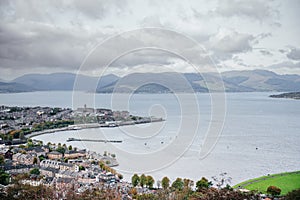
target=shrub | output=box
[267,185,281,196]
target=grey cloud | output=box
[0,20,107,70]
[287,48,300,61]
[208,29,254,53]
[269,61,300,69]
[216,0,278,22]
[260,50,273,56]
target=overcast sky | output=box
[0,0,299,80]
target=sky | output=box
[0,0,300,80]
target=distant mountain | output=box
[4,70,300,93]
[13,73,118,92]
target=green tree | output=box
[33,157,38,164]
[196,177,212,191]
[39,154,46,161]
[132,174,140,187]
[172,178,184,191]
[8,135,13,141]
[162,176,170,190]
[146,175,155,188]
[0,155,4,165]
[30,168,40,175]
[68,145,72,150]
[56,146,65,154]
[19,132,25,140]
[267,185,281,196]
[140,174,147,187]
[0,169,9,185]
[79,166,85,171]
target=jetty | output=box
[67,138,122,143]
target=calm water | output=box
[0,91,299,184]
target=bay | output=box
[0,91,299,185]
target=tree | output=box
[183,178,194,189]
[285,188,300,200]
[33,157,38,164]
[131,174,140,187]
[68,145,72,150]
[30,168,40,175]
[19,132,25,140]
[56,146,65,154]
[196,177,212,191]
[172,178,184,191]
[162,176,170,190]
[0,169,9,185]
[0,155,4,165]
[267,185,281,196]
[117,173,123,180]
[140,174,147,187]
[38,155,45,162]
[146,175,155,188]
[8,135,13,141]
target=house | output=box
[98,172,116,183]
[64,150,86,159]
[47,151,63,160]
[40,167,59,177]
[56,170,78,179]
[58,162,74,171]
[12,153,35,165]
[40,159,76,171]
[40,159,60,169]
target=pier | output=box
[67,138,122,143]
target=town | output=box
[0,105,163,145]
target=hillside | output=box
[3,70,300,93]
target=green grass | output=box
[234,171,300,195]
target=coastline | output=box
[26,118,164,139]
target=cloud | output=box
[287,47,300,61]
[260,49,273,56]
[269,61,300,69]
[206,28,254,62]
[215,0,278,22]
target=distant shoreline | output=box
[269,92,300,100]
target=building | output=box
[40,167,59,177]
[12,153,35,165]
[64,149,86,159]
[47,151,63,160]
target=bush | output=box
[267,185,281,196]
[285,188,300,200]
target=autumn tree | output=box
[162,176,170,190]
[267,185,281,196]
[146,175,155,188]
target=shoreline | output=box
[26,118,164,139]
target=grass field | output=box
[234,171,300,195]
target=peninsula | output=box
[0,105,164,144]
[269,92,300,100]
